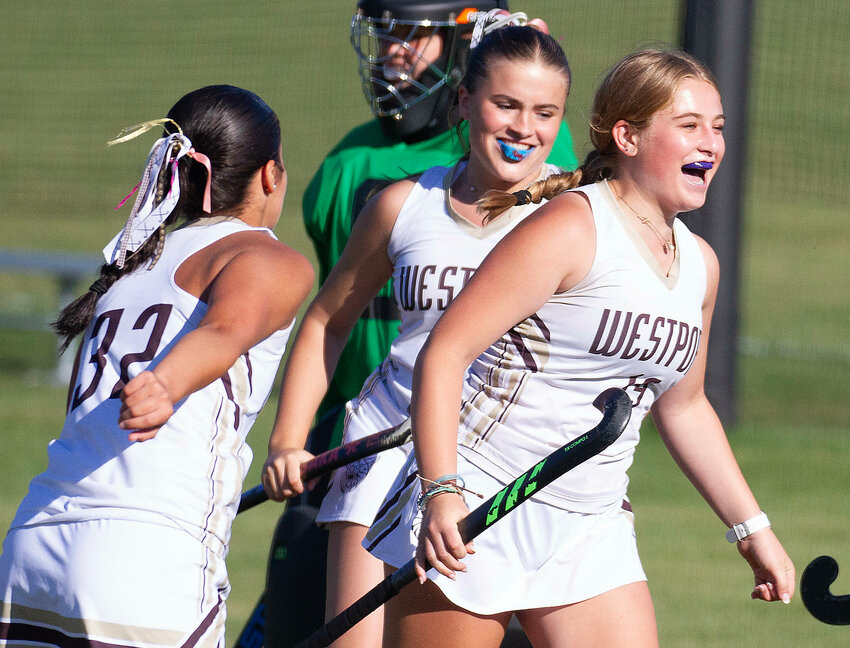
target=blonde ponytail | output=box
[479,169,584,222]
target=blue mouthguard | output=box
[683,161,713,170]
[499,140,535,162]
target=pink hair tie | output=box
[188,149,212,213]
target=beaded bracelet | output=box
[416,473,484,513]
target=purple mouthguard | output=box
[683,161,713,170]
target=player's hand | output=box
[737,528,796,603]
[118,370,174,441]
[415,493,473,584]
[262,447,316,501]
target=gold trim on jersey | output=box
[0,599,185,646]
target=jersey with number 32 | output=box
[11,219,293,559]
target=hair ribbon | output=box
[187,149,212,214]
[103,118,212,268]
[468,9,528,49]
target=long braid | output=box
[478,170,578,221]
[52,152,175,353]
[478,143,623,223]
[52,235,162,353]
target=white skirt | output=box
[364,452,646,615]
[316,390,410,528]
[0,517,228,647]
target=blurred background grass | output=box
[0,1,847,646]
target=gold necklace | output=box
[612,182,677,277]
[613,184,676,254]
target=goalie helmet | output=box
[352,0,508,141]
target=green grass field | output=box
[1,1,848,646]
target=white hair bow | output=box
[103,119,212,268]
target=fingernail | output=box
[782,593,790,604]
[418,575,426,585]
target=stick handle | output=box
[458,388,630,539]
[300,562,417,648]
[237,419,412,515]
[237,484,269,513]
[293,388,632,648]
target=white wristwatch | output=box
[726,511,771,543]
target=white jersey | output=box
[345,162,562,432]
[317,162,560,526]
[457,179,707,513]
[10,218,294,557]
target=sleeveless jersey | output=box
[344,162,562,431]
[10,218,294,558]
[457,179,707,513]
[303,119,578,445]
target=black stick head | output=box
[801,555,850,625]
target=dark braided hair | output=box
[53,85,282,353]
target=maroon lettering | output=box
[626,375,662,407]
[72,309,123,411]
[664,321,691,367]
[398,264,478,312]
[589,309,617,355]
[398,265,418,311]
[640,316,664,361]
[71,304,176,412]
[589,309,701,375]
[590,309,633,357]
[437,267,458,309]
[654,318,679,364]
[677,327,702,372]
[622,312,650,360]
[417,265,436,310]
[110,304,173,397]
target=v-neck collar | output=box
[599,179,680,289]
[443,161,549,240]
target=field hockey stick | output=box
[237,418,413,514]
[801,555,850,625]
[293,387,632,648]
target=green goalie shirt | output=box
[303,119,579,448]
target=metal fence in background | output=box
[0,1,847,422]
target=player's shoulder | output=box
[368,174,421,217]
[210,227,310,270]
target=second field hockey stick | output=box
[237,418,413,514]
[801,555,850,625]
[293,387,632,648]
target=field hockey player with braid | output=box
[263,22,572,648]
[366,49,795,648]
[301,0,579,449]
[0,85,313,647]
